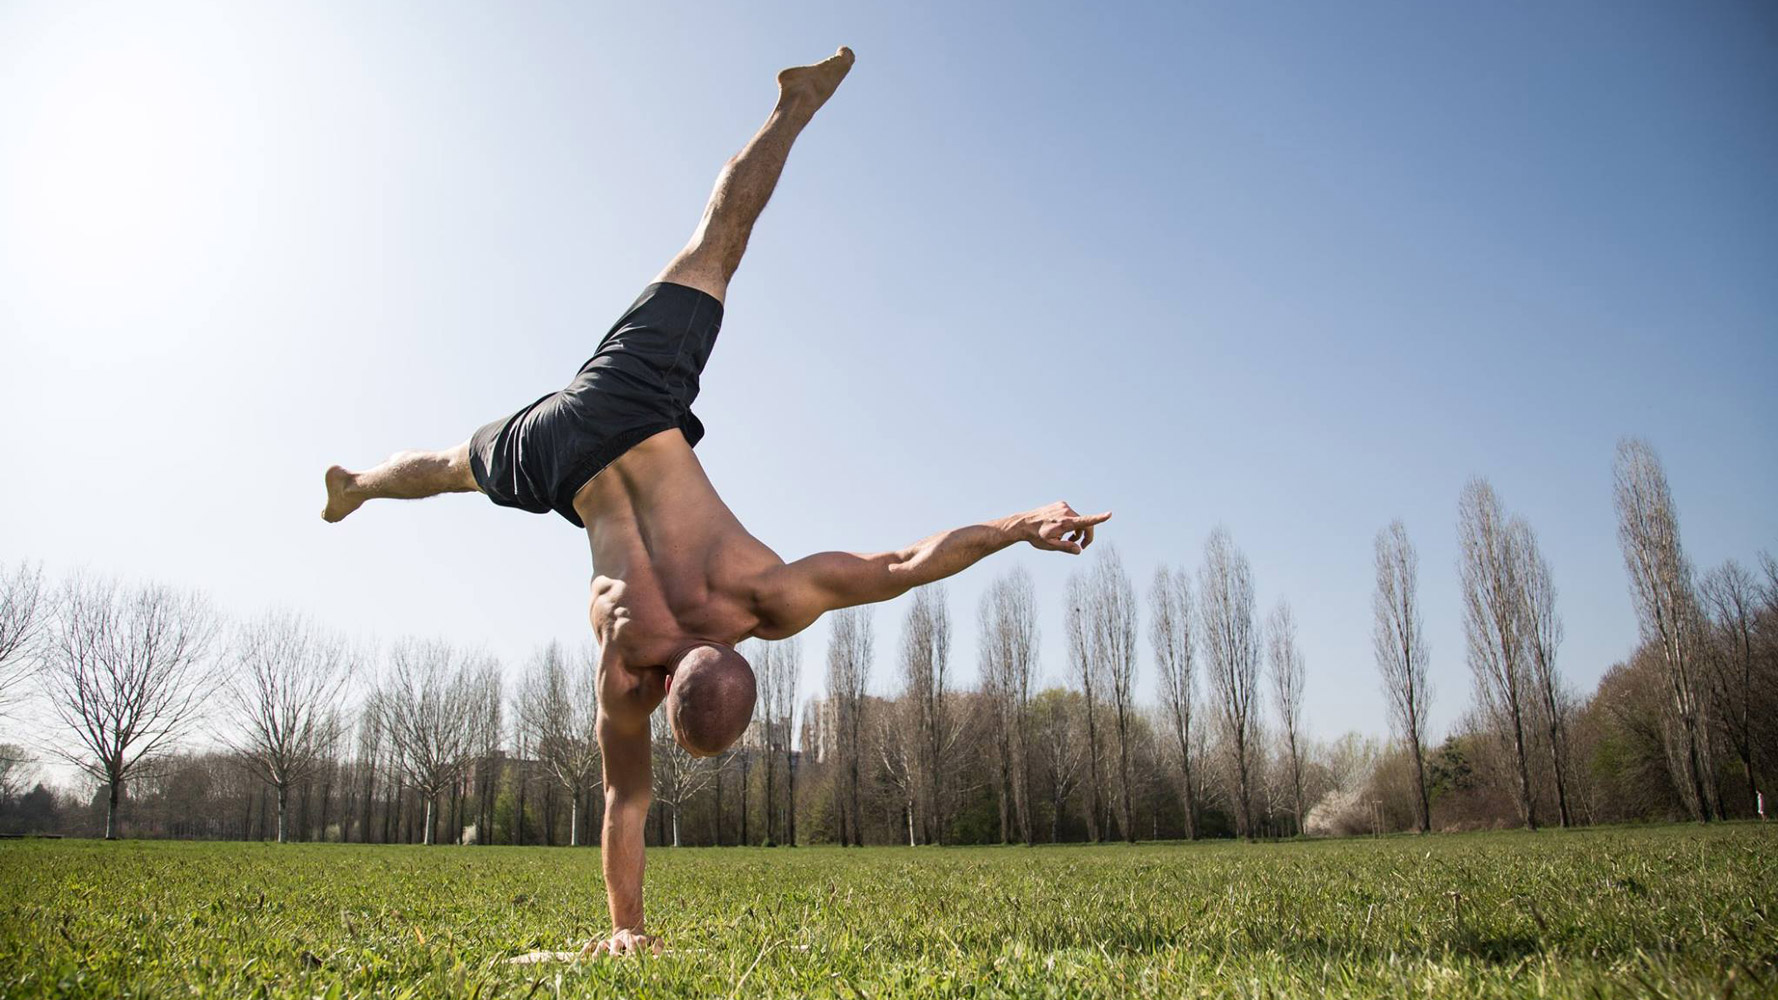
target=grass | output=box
[0,824,1773,999]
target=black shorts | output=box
[469,282,724,527]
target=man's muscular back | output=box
[576,428,786,669]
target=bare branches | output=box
[900,585,953,844]
[1515,520,1572,827]
[1613,437,1713,821]
[0,561,47,719]
[377,638,485,844]
[1266,600,1306,834]
[42,576,218,838]
[517,641,600,845]
[1199,527,1260,840]
[979,567,1039,843]
[1149,563,1197,839]
[1373,520,1431,833]
[225,611,354,842]
[1459,478,1538,829]
[1086,547,1139,843]
[823,608,872,846]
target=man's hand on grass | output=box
[581,928,663,958]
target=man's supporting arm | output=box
[589,710,659,956]
[760,502,1110,634]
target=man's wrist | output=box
[991,514,1034,545]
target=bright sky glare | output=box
[2,2,1774,755]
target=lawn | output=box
[0,824,1772,998]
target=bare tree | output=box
[1699,559,1763,813]
[650,712,716,847]
[1088,547,1139,843]
[1515,520,1572,828]
[752,637,802,845]
[517,642,601,846]
[1613,438,1713,821]
[1198,528,1260,839]
[0,561,48,720]
[900,585,953,844]
[1373,520,1432,834]
[225,612,353,843]
[1266,601,1307,834]
[823,608,873,846]
[1459,479,1538,830]
[43,577,218,838]
[1149,564,1198,839]
[468,661,503,843]
[378,638,481,845]
[1029,688,1087,842]
[979,567,1039,844]
[1065,571,1105,842]
[876,694,919,846]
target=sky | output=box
[2,1,1774,767]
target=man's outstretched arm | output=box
[758,502,1110,634]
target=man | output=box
[321,47,1109,957]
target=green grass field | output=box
[1,825,1773,999]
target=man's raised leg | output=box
[322,443,478,522]
[656,47,854,303]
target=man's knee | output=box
[654,255,730,304]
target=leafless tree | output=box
[1065,571,1106,841]
[224,612,353,843]
[1029,688,1087,842]
[517,641,601,846]
[651,711,716,847]
[979,567,1039,844]
[900,586,954,844]
[876,694,919,846]
[1373,520,1432,833]
[752,637,802,845]
[1266,601,1307,834]
[0,561,48,720]
[468,661,503,843]
[1699,559,1764,812]
[1459,479,1538,829]
[43,577,218,838]
[378,638,482,844]
[352,698,384,842]
[1149,564,1199,839]
[1087,547,1139,843]
[823,607,873,846]
[1515,520,1573,828]
[1198,528,1260,839]
[1613,438,1713,821]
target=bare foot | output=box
[321,465,363,523]
[776,46,854,114]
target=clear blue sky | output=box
[2,2,1773,749]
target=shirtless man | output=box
[321,47,1109,957]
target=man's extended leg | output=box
[321,443,477,522]
[656,47,854,303]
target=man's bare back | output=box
[321,47,1110,960]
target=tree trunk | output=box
[423,796,436,846]
[105,776,121,840]
[1410,732,1431,834]
[276,784,289,844]
[787,749,798,847]
[569,792,581,847]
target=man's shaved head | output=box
[665,644,756,757]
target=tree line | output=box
[0,437,1772,844]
